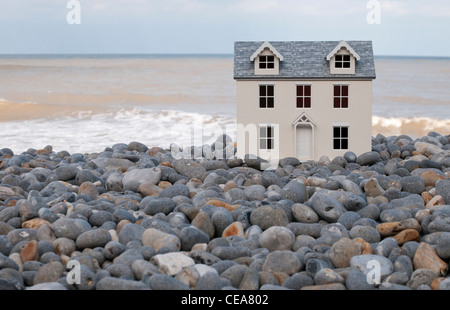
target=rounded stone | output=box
[52,218,92,241]
[33,261,65,285]
[292,204,319,223]
[311,193,347,223]
[262,250,302,276]
[349,225,381,243]
[142,197,176,216]
[328,238,362,268]
[259,226,295,252]
[349,254,394,281]
[118,223,145,245]
[250,206,289,230]
[76,229,112,250]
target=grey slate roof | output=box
[234,41,376,80]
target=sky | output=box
[0,0,449,56]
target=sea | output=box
[0,54,449,155]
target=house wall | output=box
[236,79,373,162]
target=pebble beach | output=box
[1,132,450,291]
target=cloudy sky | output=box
[0,0,449,56]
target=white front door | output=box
[296,126,312,160]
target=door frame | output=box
[292,113,315,160]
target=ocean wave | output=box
[0,108,236,154]
[372,116,450,138]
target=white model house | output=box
[234,40,376,163]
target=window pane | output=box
[343,55,351,61]
[297,85,303,97]
[267,63,274,69]
[260,85,266,96]
[336,55,343,61]
[259,63,266,69]
[304,97,311,108]
[267,126,272,138]
[334,139,341,150]
[260,56,267,62]
[267,98,274,108]
[260,98,266,108]
[334,85,341,97]
[335,62,343,68]
[333,127,341,138]
[260,139,267,150]
[341,139,349,150]
[305,85,311,97]
[260,127,266,138]
[342,86,349,97]
[296,97,303,108]
[334,98,341,108]
[341,127,349,138]
[268,139,274,150]
[343,62,350,68]
[267,86,274,97]
[342,98,348,108]
[268,56,275,62]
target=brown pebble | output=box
[158,181,172,189]
[159,161,173,168]
[426,195,446,208]
[22,218,51,229]
[413,242,449,276]
[207,199,240,212]
[116,219,131,235]
[392,229,420,245]
[376,218,420,237]
[353,238,373,255]
[431,277,446,290]
[20,240,39,262]
[222,222,244,238]
[223,181,237,192]
[138,182,162,197]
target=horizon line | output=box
[0,53,449,60]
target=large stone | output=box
[356,151,381,166]
[52,218,92,241]
[142,228,181,252]
[329,238,362,268]
[262,250,301,276]
[311,193,347,223]
[173,159,207,180]
[151,252,195,276]
[350,254,394,281]
[250,205,289,230]
[413,242,449,276]
[259,226,295,252]
[122,167,161,192]
[282,179,308,203]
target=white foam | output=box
[0,108,236,154]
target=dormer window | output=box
[335,55,351,69]
[259,56,275,69]
[251,41,283,76]
[327,40,360,75]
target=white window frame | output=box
[259,83,275,109]
[332,124,349,150]
[333,83,350,109]
[259,124,276,150]
[295,83,312,109]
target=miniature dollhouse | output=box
[234,40,376,162]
